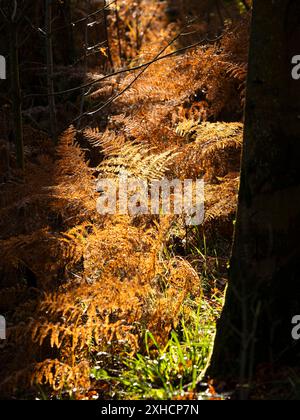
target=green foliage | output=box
[91,296,222,400]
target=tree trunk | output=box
[103,0,114,69]
[9,21,24,171]
[45,0,57,143]
[208,0,300,388]
[63,0,75,65]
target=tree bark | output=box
[63,0,75,65]
[103,0,114,69]
[9,21,24,171]
[45,0,57,143]
[208,0,300,387]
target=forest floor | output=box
[1,1,296,401]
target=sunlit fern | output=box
[85,128,180,181]
[98,143,179,180]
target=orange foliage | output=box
[0,4,249,398]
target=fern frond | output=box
[97,142,179,180]
[172,121,243,181]
[83,127,126,156]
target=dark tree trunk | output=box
[45,0,57,143]
[208,0,300,388]
[9,21,24,171]
[62,0,75,65]
[103,0,114,69]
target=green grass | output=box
[91,295,222,400]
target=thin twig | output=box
[72,23,196,124]
[28,34,220,99]
[49,0,117,35]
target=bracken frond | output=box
[0,6,248,399]
[97,141,180,181]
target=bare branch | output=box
[27,34,220,99]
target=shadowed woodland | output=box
[1,0,300,401]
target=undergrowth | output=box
[91,294,223,400]
[0,1,249,399]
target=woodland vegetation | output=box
[0,0,299,401]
